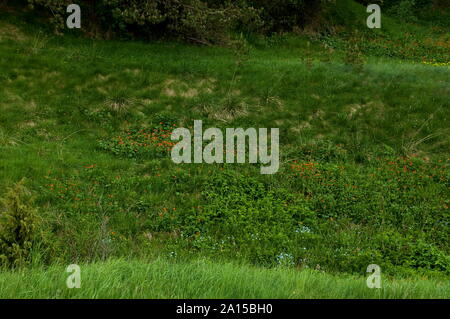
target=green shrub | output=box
[179,171,316,265]
[0,180,38,268]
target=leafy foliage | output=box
[180,171,315,265]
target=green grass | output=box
[0,4,449,298]
[0,258,448,299]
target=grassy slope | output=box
[0,258,449,299]
[0,5,449,298]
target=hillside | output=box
[0,1,449,298]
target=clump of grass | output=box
[104,97,128,113]
[202,96,249,123]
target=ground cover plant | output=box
[0,0,448,298]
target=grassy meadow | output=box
[0,3,449,298]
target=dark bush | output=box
[26,0,263,44]
[17,0,450,42]
[23,0,369,42]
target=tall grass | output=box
[0,258,448,299]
